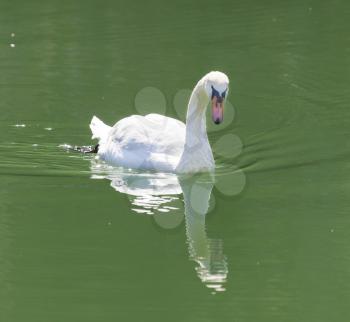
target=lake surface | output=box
[1,0,350,321]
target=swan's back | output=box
[92,114,186,172]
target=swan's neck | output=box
[185,91,208,146]
[176,84,214,173]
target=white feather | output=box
[90,115,111,143]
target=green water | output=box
[1,0,350,321]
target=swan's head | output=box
[202,71,229,125]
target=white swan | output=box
[90,71,229,173]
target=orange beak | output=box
[211,96,224,124]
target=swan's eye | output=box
[222,90,227,98]
[211,85,220,99]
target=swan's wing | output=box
[110,114,185,155]
[99,114,185,171]
[144,113,185,131]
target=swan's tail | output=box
[90,115,111,143]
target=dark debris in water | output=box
[61,144,99,154]
[73,144,99,154]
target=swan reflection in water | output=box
[91,160,228,293]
